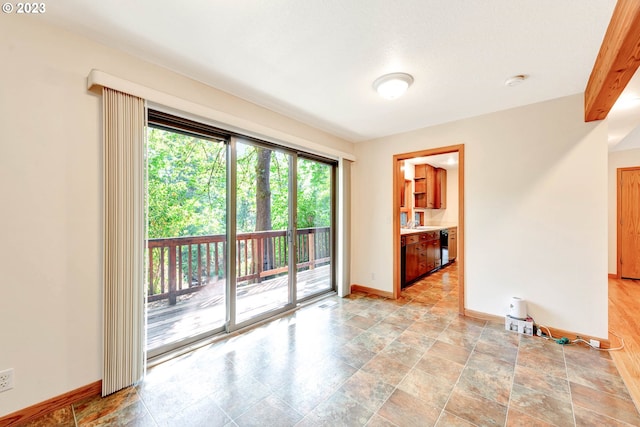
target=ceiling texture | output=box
[42,1,640,147]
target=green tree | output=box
[147,128,226,239]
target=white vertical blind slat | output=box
[103,87,146,396]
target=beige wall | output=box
[0,18,353,416]
[352,94,609,338]
[608,148,640,275]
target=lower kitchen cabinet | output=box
[429,237,441,269]
[405,240,420,283]
[448,227,457,261]
[403,230,441,287]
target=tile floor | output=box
[20,266,640,426]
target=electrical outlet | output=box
[0,369,14,393]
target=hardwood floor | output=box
[609,276,640,409]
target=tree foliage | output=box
[297,158,331,228]
[147,129,332,239]
[147,128,226,239]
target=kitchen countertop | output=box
[400,224,457,235]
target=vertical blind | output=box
[102,87,146,396]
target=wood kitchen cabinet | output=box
[429,235,441,269]
[426,165,436,208]
[448,227,457,261]
[400,180,411,209]
[403,231,440,286]
[405,234,421,283]
[418,235,429,275]
[435,168,446,209]
[414,163,446,210]
[413,164,427,208]
[423,231,440,271]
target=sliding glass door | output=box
[145,111,336,357]
[146,121,228,358]
[296,157,334,300]
[233,140,294,325]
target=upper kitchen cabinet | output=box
[414,163,446,209]
[398,161,412,227]
[435,167,446,209]
[414,163,431,208]
[399,161,411,210]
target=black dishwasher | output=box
[440,229,449,265]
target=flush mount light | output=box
[373,73,414,99]
[504,74,528,87]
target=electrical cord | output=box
[537,324,554,340]
[532,316,625,351]
[572,331,625,351]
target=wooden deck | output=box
[146,264,331,352]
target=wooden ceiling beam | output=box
[585,0,640,122]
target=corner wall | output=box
[608,148,640,275]
[351,94,608,338]
[0,18,353,416]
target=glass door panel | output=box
[146,125,227,357]
[235,141,292,323]
[296,158,333,300]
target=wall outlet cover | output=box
[0,369,14,393]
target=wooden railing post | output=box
[308,232,315,270]
[160,248,165,294]
[168,245,177,305]
[257,237,263,283]
[148,249,154,296]
[206,244,211,285]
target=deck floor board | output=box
[146,265,331,352]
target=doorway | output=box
[617,167,640,279]
[393,144,464,313]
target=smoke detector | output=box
[505,75,528,87]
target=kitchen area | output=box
[399,153,458,288]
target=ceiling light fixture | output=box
[504,74,528,87]
[373,73,414,100]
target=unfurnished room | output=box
[2,1,640,426]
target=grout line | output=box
[563,345,578,427]
[437,317,482,427]
[135,387,160,427]
[503,332,522,427]
[356,280,448,425]
[71,404,78,427]
[403,276,475,426]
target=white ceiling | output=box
[607,69,640,152]
[406,153,458,171]
[40,1,623,143]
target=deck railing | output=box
[147,227,330,305]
